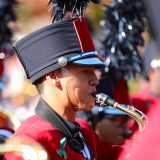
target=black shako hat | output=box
[14,17,104,83]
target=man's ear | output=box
[46,72,61,88]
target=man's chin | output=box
[81,104,94,112]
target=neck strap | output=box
[35,98,79,139]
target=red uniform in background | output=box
[118,41,160,160]
[118,101,160,160]
[130,85,160,115]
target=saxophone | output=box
[94,93,148,131]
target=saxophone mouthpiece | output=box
[95,93,115,106]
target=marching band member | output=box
[4,0,123,159]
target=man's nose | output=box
[89,72,99,86]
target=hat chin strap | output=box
[60,66,69,77]
[60,66,72,108]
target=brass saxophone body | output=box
[95,93,148,131]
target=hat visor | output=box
[0,81,5,90]
[72,57,105,68]
[0,128,14,138]
[104,106,126,115]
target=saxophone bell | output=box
[94,93,148,131]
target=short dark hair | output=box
[34,69,61,93]
[34,77,45,94]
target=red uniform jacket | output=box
[4,115,122,160]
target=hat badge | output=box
[58,57,68,66]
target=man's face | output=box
[63,65,99,111]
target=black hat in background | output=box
[14,17,104,83]
[0,128,14,144]
[77,105,127,129]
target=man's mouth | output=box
[90,92,97,99]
